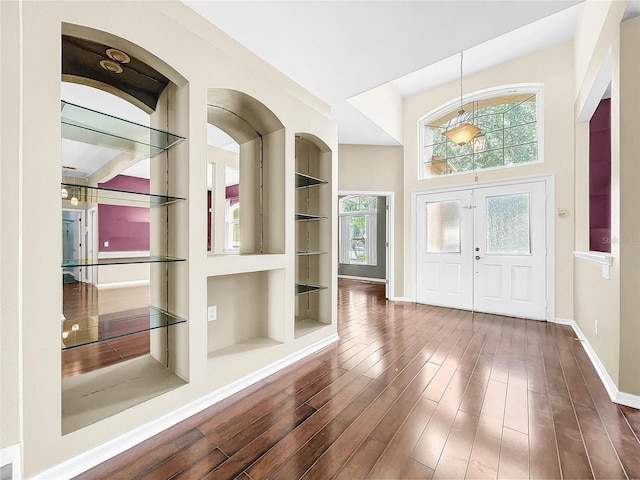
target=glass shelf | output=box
[62,255,186,268]
[61,101,185,158]
[61,306,186,350]
[61,183,185,207]
[295,172,328,189]
[295,283,328,296]
[295,213,327,221]
[296,251,327,256]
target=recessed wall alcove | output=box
[206,88,286,256]
[60,23,189,434]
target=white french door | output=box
[416,190,474,310]
[416,180,547,320]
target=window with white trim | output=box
[339,195,377,266]
[420,86,543,178]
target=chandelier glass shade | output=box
[443,111,481,145]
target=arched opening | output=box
[295,133,333,336]
[59,25,189,433]
[206,88,285,255]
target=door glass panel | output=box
[486,193,531,254]
[426,200,460,253]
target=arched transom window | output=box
[419,86,543,178]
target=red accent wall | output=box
[98,175,150,252]
[589,98,611,252]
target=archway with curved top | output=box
[206,88,285,255]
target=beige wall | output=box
[618,16,640,394]
[572,0,635,396]
[1,1,337,475]
[338,144,404,297]
[0,0,21,450]
[402,41,576,319]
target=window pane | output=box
[426,201,460,253]
[349,215,367,263]
[448,155,473,173]
[504,123,537,148]
[508,143,538,165]
[486,193,530,254]
[474,149,504,170]
[420,91,540,178]
[504,99,536,126]
[340,195,377,213]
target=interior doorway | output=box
[338,190,395,300]
[62,209,84,283]
[415,179,549,320]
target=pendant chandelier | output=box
[443,51,481,146]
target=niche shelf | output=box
[207,269,286,362]
[294,135,332,338]
[61,101,185,158]
[62,306,186,350]
[61,182,185,207]
[62,255,185,268]
[295,172,328,189]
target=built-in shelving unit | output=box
[294,135,332,338]
[60,100,187,432]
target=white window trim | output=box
[417,83,545,180]
[224,200,239,254]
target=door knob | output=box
[475,255,481,260]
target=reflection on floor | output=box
[62,282,150,379]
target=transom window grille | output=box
[339,195,378,266]
[420,87,542,178]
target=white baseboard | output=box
[30,334,339,480]
[1,444,22,480]
[553,317,640,409]
[96,280,150,290]
[337,275,386,284]
[390,296,414,302]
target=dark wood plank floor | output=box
[74,279,640,479]
[62,282,150,378]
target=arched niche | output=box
[59,24,190,433]
[294,133,333,333]
[62,23,187,113]
[207,88,285,255]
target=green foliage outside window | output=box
[423,93,539,176]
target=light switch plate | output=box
[207,305,217,322]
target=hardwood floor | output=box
[62,282,150,379]
[74,279,640,479]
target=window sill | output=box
[573,251,613,266]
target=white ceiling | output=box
[183,0,584,145]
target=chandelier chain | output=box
[459,51,464,112]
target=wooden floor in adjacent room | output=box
[75,279,640,480]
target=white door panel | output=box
[416,181,547,320]
[416,190,473,310]
[473,182,546,320]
